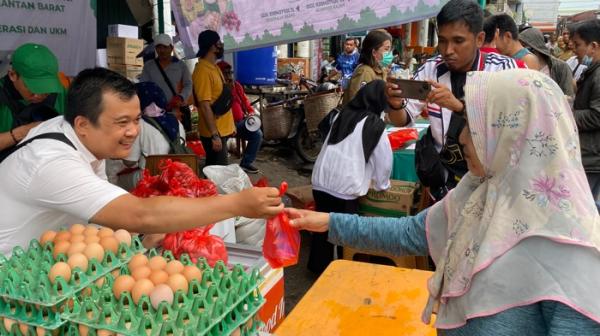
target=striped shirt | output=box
[407,51,518,150]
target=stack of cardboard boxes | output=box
[106,24,143,81]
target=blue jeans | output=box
[235,120,262,167]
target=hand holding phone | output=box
[386,78,432,100]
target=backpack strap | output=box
[0,132,76,163]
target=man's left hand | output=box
[427,82,464,112]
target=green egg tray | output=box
[61,250,265,336]
[0,236,145,329]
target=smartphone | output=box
[387,78,431,100]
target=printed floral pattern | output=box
[526,131,558,157]
[491,110,520,129]
[522,174,571,209]
[512,219,529,236]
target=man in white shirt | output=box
[386,0,517,199]
[0,67,282,255]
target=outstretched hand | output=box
[284,208,330,232]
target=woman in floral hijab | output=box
[286,69,600,335]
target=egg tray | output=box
[0,317,70,336]
[61,250,265,336]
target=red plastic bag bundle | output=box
[262,182,301,268]
[163,226,228,267]
[388,128,419,150]
[130,160,227,266]
[187,140,206,158]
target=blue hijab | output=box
[134,82,180,141]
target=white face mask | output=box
[143,102,165,117]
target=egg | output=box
[53,241,71,258]
[99,236,119,254]
[149,284,174,309]
[84,235,100,244]
[39,230,57,245]
[131,266,151,281]
[67,253,88,272]
[83,226,98,236]
[164,260,184,275]
[69,223,86,235]
[36,326,59,336]
[54,230,71,242]
[166,274,188,294]
[49,262,71,284]
[113,275,136,299]
[149,270,169,285]
[70,234,86,243]
[230,328,241,336]
[83,243,105,262]
[148,256,167,271]
[98,227,114,238]
[95,277,106,287]
[128,254,148,271]
[67,242,87,256]
[96,330,116,336]
[182,265,203,283]
[3,318,15,332]
[111,269,121,277]
[19,322,29,335]
[77,324,89,336]
[113,229,132,246]
[131,279,154,304]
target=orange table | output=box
[275,260,436,335]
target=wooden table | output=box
[275,260,436,336]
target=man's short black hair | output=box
[65,68,137,126]
[344,37,356,43]
[437,0,484,34]
[574,19,600,45]
[491,14,519,40]
[483,16,496,44]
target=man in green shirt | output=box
[0,43,66,158]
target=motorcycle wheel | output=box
[295,123,323,163]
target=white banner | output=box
[0,0,97,76]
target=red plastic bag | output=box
[388,128,419,150]
[253,177,269,188]
[262,182,301,268]
[163,226,228,267]
[187,140,206,158]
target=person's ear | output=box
[7,69,18,82]
[475,31,485,48]
[73,115,93,136]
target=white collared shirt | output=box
[0,116,127,255]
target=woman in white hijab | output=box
[286,69,600,335]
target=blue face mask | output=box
[582,55,593,66]
[379,51,394,68]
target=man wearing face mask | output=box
[566,24,590,82]
[0,43,66,160]
[385,0,518,200]
[571,19,600,201]
[192,30,234,166]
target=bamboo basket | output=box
[304,91,342,132]
[261,104,293,140]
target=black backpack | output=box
[142,116,193,155]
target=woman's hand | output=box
[284,208,330,232]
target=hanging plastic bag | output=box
[262,182,301,268]
[388,128,419,150]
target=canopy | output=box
[171,0,448,56]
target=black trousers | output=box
[200,136,229,166]
[308,190,359,274]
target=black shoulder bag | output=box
[192,67,232,117]
[0,133,75,163]
[154,59,192,132]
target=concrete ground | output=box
[238,143,321,315]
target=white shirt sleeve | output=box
[28,155,128,222]
[369,132,393,191]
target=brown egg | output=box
[77,324,89,336]
[67,253,88,272]
[18,322,29,335]
[131,279,154,304]
[70,234,86,243]
[54,230,71,242]
[231,328,241,336]
[67,242,87,256]
[128,254,148,271]
[36,326,59,336]
[111,269,121,277]
[131,266,151,281]
[113,275,136,299]
[49,262,71,284]
[148,256,167,271]
[69,223,86,235]
[96,330,115,336]
[99,236,119,254]
[3,318,15,333]
[149,284,174,309]
[84,235,100,244]
[182,265,203,283]
[53,241,71,258]
[98,227,114,238]
[149,270,169,285]
[83,243,105,262]
[164,260,184,275]
[166,274,188,294]
[95,276,106,287]
[83,226,98,236]
[113,229,132,246]
[40,230,57,245]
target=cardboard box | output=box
[277,57,310,82]
[106,37,144,66]
[108,24,139,39]
[358,180,417,217]
[107,63,143,80]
